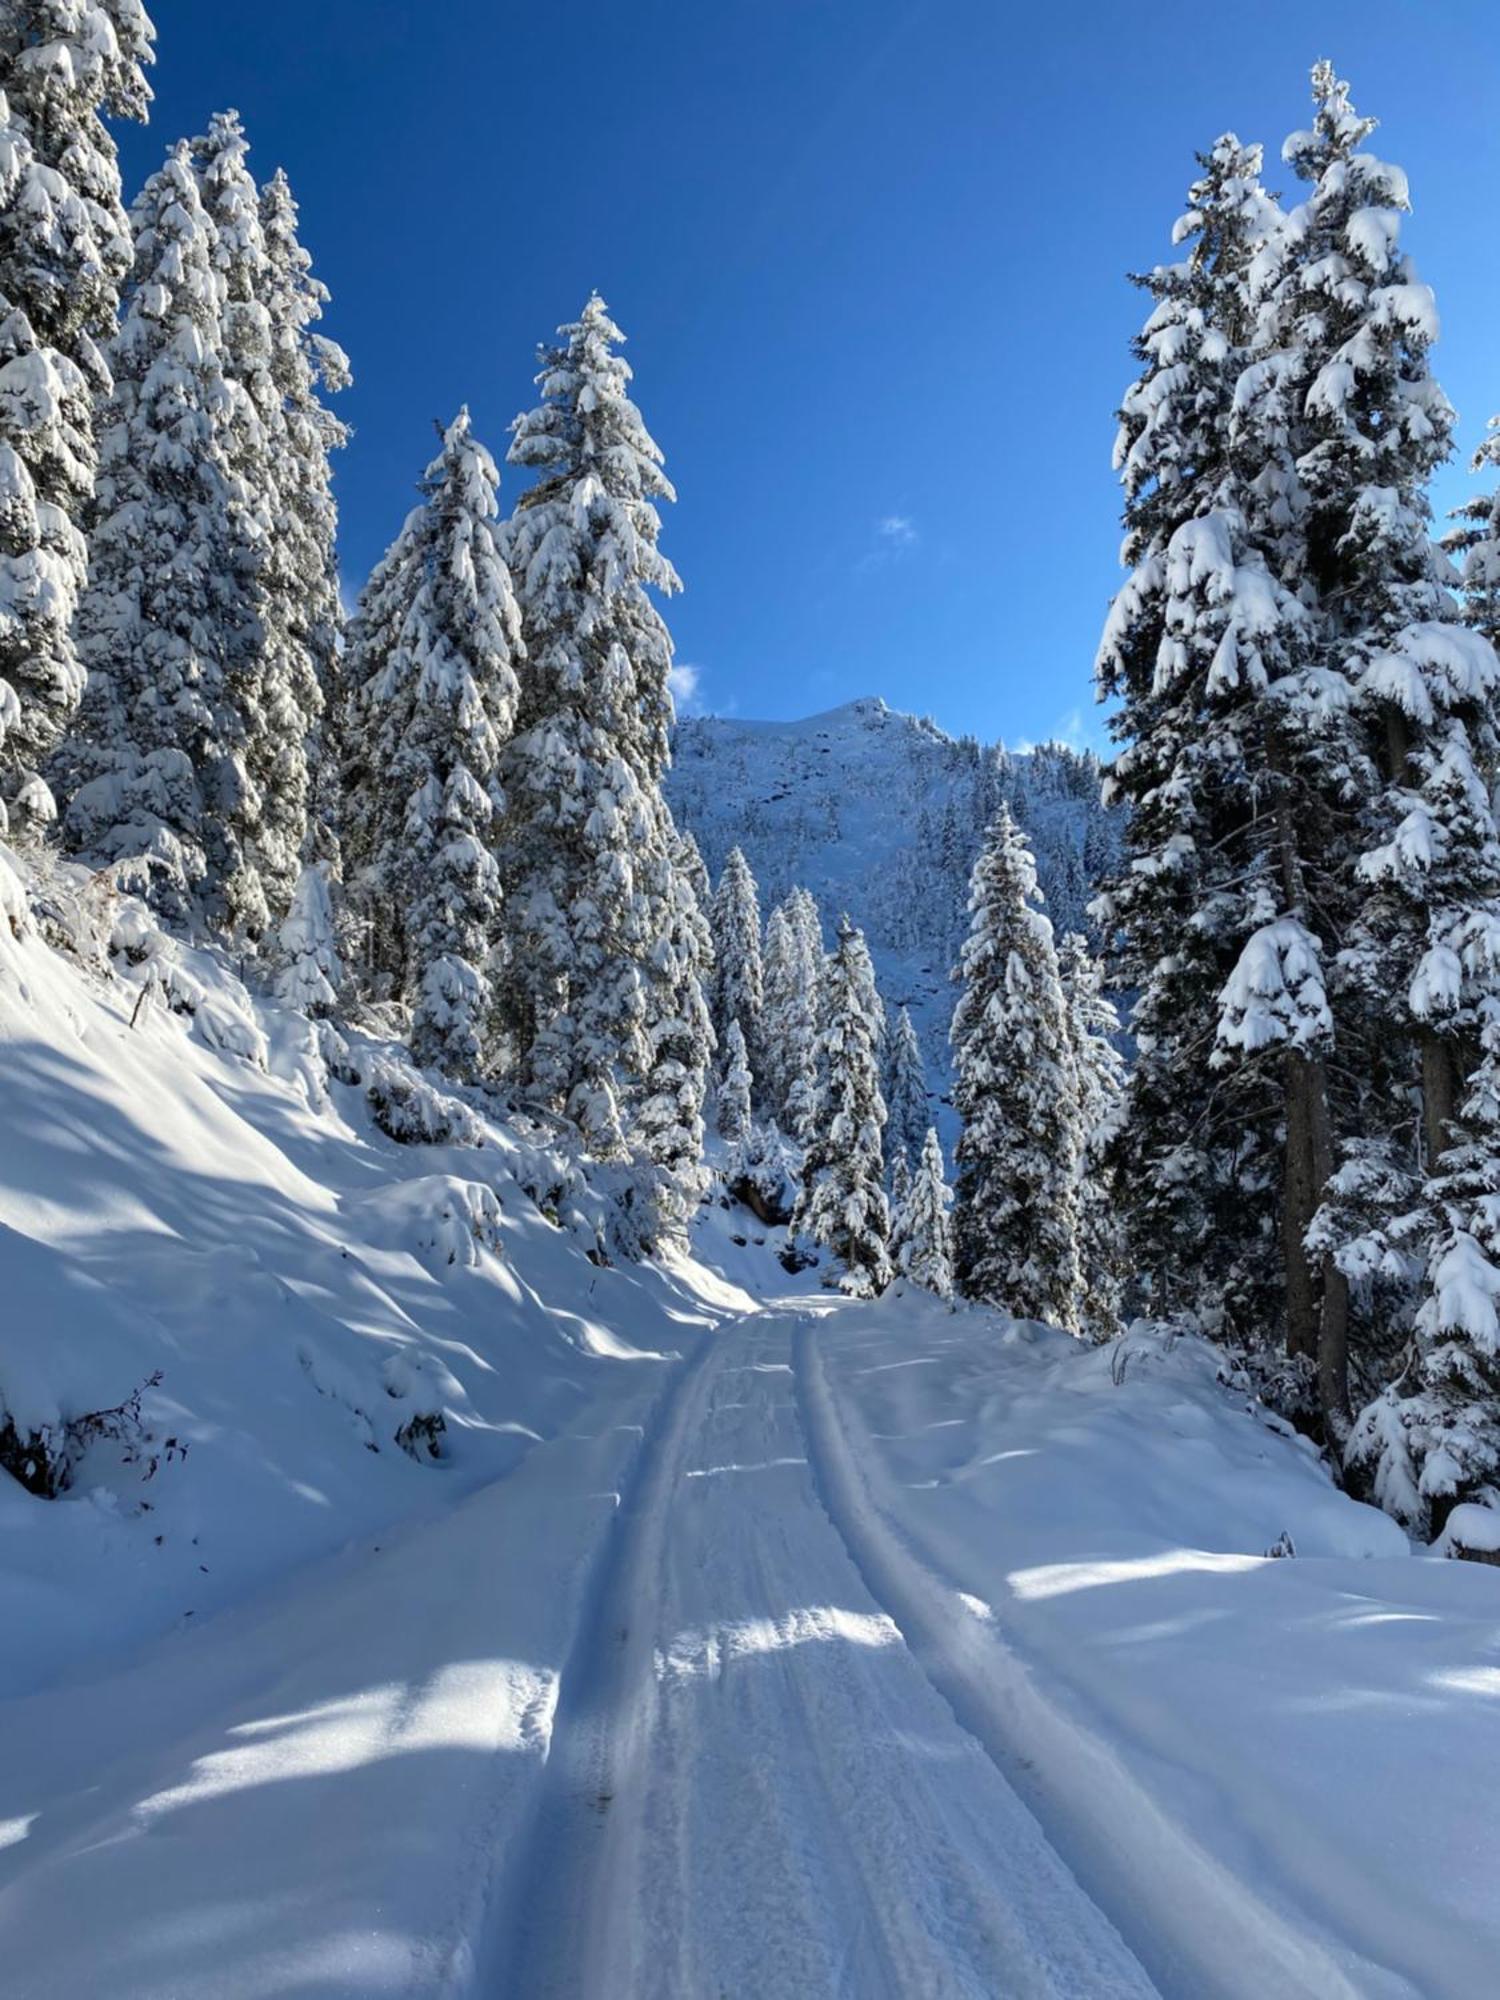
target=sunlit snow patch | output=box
[654,1606,901,1684]
[131,1661,558,1827]
[1008,1549,1265,1602]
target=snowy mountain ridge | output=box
[667,695,1123,1080]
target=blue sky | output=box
[123,1,1500,749]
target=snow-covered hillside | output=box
[667,697,1122,1082]
[2,846,1498,1998]
[0,849,755,1694]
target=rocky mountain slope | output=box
[666,697,1123,1085]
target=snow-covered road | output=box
[494,1307,1156,1999]
[4,855,1493,1998]
[2,1290,1490,1997]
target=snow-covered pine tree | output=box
[254,163,351,978]
[709,844,764,1077]
[762,885,822,1140]
[1095,132,1289,1341]
[1261,65,1500,1161]
[760,898,800,1118]
[790,887,827,1104]
[0,101,89,835]
[262,168,352,712]
[272,857,343,1016]
[792,916,891,1297]
[1234,62,1500,1437]
[676,826,713,920]
[1346,1006,1500,1538]
[0,1,155,823]
[494,294,684,1158]
[1058,931,1126,1338]
[184,110,275,936]
[66,113,343,943]
[189,112,351,937]
[1445,418,1500,652]
[717,1018,752,1145]
[335,523,407,985]
[60,144,238,920]
[259,164,351,861]
[952,805,1083,1327]
[883,1005,928,1179]
[635,826,715,1234]
[888,1152,912,1268]
[894,1127,954,1301]
[726,1117,799,1227]
[340,410,521,1079]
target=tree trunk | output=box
[1384,704,1462,1177]
[1282,1044,1352,1442]
[1383,707,1412,788]
[1420,1029,1459,1172]
[1271,792,1350,1441]
[1319,1260,1352,1454]
[1282,1048,1327,1361]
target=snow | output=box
[1215,917,1332,1055]
[1424,1229,1500,1353]
[1,849,1498,1995]
[1437,1502,1500,1556]
[0,853,749,1687]
[668,696,1120,1106]
[494,1307,1155,2000]
[814,1301,1500,2000]
[1346,204,1399,271]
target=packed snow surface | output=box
[0,859,1496,1997]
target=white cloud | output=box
[669,662,706,715]
[1053,706,1108,754]
[1013,706,1109,757]
[857,514,920,573]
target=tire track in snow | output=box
[663,1320,917,2000]
[792,1314,1418,2000]
[482,1325,732,1998]
[553,1309,1156,2000]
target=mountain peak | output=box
[666,695,1123,1094]
[814,694,888,721]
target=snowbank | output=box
[0,854,753,1695]
[0,852,766,1994]
[815,1297,1500,1999]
